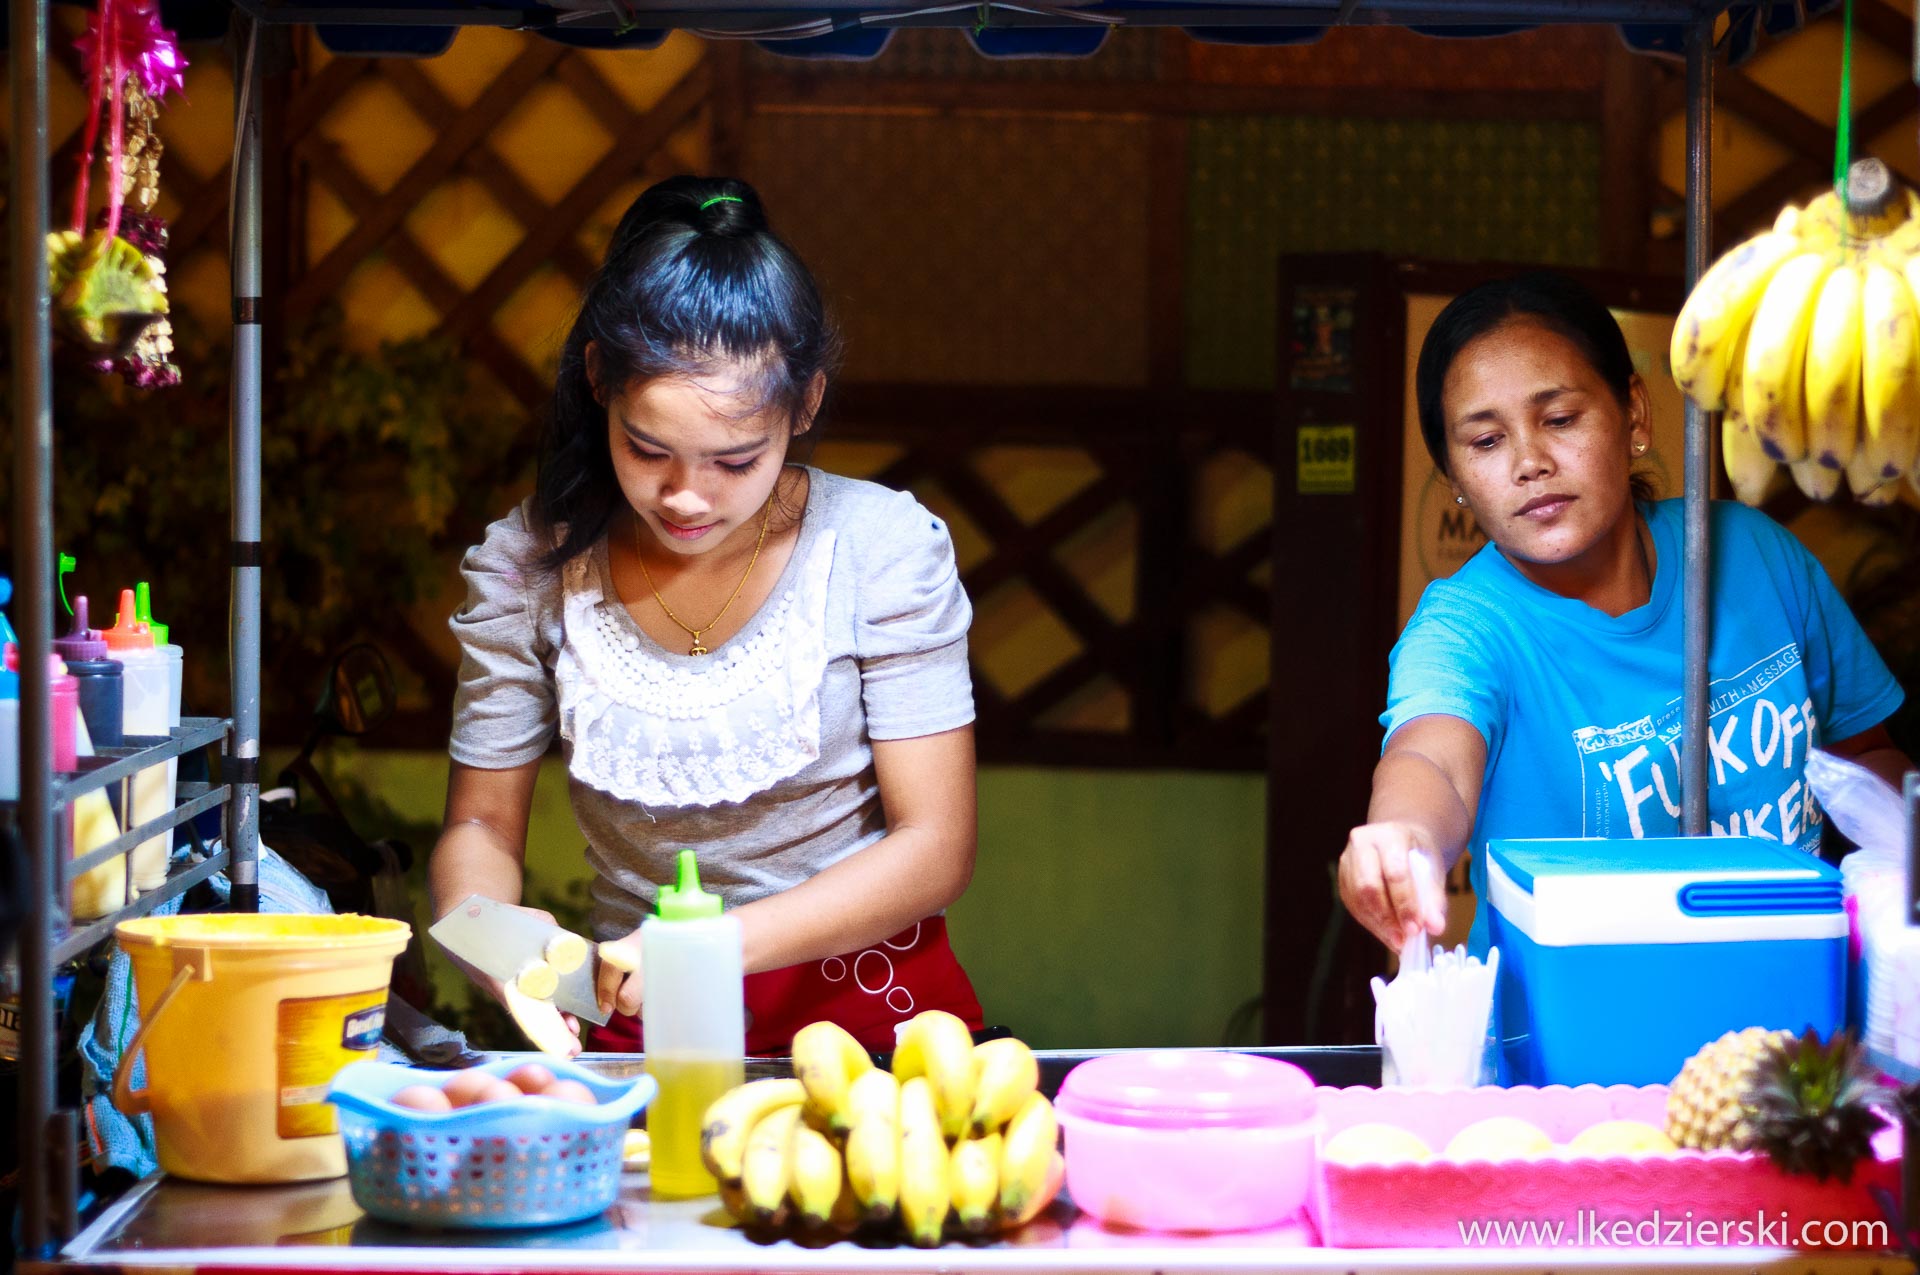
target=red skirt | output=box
[585,916,983,1056]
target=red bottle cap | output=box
[103,588,155,651]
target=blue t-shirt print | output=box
[1573,642,1823,850]
[1383,498,1903,956]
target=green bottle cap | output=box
[135,581,169,646]
[656,849,722,921]
[57,553,76,617]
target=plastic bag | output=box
[1806,748,1920,1070]
[1807,748,1908,867]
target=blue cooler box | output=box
[1487,836,1845,1086]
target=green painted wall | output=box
[1186,116,1603,390]
[294,750,1265,1050]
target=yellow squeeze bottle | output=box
[641,851,744,1198]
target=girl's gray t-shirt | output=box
[447,468,975,940]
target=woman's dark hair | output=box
[1414,271,1656,501]
[533,176,841,566]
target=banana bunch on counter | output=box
[699,1012,1065,1245]
[1671,158,1920,507]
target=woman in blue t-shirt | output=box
[1338,272,1912,955]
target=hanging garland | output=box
[47,0,186,388]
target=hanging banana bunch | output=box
[1671,158,1920,507]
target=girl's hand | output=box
[596,933,644,1019]
[1339,821,1448,952]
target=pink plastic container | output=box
[1311,1084,1901,1250]
[1055,1051,1321,1233]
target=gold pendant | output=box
[689,638,708,656]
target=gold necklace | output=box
[633,500,771,656]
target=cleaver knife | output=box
[430,894,613,1026]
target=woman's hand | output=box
[595,933,645,1020]
[1339,821,1448,951]
[437,901,585,1056]
[1340,715,1485,953]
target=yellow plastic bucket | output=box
[112,913,410,1184]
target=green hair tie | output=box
[700,195,744,211]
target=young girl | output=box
[1340,272,1912,956]
[432,176,984,1054]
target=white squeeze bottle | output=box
[103,591,175,893]
[134,582,183,736]
[642,850,745,1198]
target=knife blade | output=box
[429,894,611,1026]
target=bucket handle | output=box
[112,947,212,1118]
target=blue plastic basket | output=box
[328,1057,655,1229]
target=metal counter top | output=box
[52,1169,1915,1275]
[38,1049,1920,1275]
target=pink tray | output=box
[1309,1085,1902,1250]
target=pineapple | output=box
[1666,1027,1887,1183]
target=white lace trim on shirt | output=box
[555,532,836,808]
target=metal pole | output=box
[227,20,263,912]
[10,0,55,1253]
[1680,15,1713,837]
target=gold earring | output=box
[1634,442,1648,455]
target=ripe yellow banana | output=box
[787,1121,845,1232]
[829,1165,864,1236]
[1000,1152,1066,1230]
[843,1069,901,1222]
[792,1020,874,1135]
[1802,261,1862,471]
[500,981,579,1057]
[948,1132,1002,1237]
[1790,458,1843,501]
[1743,251,1834,463]
[897,1076,951,1247]
[701,1077,805,1185]
[891,1011,976,1142]
[740,1103,804,1228]
[1721,335,1777,507]
[1670,230,1804,410]
[968,1038,1040,1138]
[718,1180,751,1226]
[996,1092,1060,1226]
[1860,188,1920,260]
[1791,188,1844,249]
[1852,256,1920,491]
[1847,461,1902,504]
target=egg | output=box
[390,1085,454,1112]
[543,1079,599,1105]
[438,1070,495,1108]
[475,1079,527,1106]
[506,1063,556,1095]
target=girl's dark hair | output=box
[1414,271,1656,501]
[533,176,841,566]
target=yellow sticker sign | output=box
[277,988,387,1139]
[1297,424,1357,494]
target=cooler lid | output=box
[1486,837,1844,948]
[1487,836,1838,891]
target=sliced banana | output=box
[545,932,589,975]
[516,960,560,1000]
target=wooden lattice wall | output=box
[5,7,1915,766]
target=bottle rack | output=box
[10,5,265,1257]
[44,719,235,963]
